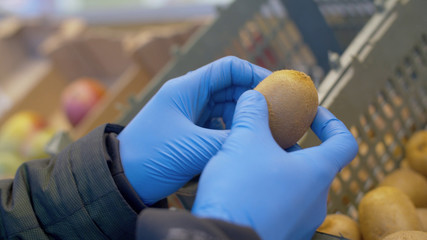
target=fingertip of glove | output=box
[232,90,269,131]
[312,107,359,166]
[313,106,334,122]
[239,90,267,105]
[236,90,268,116]
[347,134,359,159]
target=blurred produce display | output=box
[124,24,200,77]
[0,17,57,78]
[0,2,204,179]
[0,110,55,178]
[0,111,48,154]
[40,18,133,85]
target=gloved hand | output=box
[191,90,358,240]
[118,56,271,205]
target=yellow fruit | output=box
[379,168,427,208]
[0,151,23,179]
[317,214,362,240]
[358,186,423,240]
[0,111,47,153]
[20,127,55,160]
[254,70,318,149]
[406,130,427,178]
[382,230,427,240]
[416,208,427,231]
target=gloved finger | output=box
[311,107,353,143]
[180,126,230,174]
[222,103,236,129]
[223,105,237,129]
[228,90,271,138]
[308,106,358,170]
[285,143,302,152]
[170,57,270,123]
[200,56,271,94]
[212,86,249,104]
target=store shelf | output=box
[0,60,68,128]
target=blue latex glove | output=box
[192,90,358,240]
[118,56,271,205]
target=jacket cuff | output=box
[103,124,168,213]
[49,124,138,239]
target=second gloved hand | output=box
[118,56,271,205]
[192,90,358,240]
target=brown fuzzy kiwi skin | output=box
[382,230,427,240]
[317,214,362,240]
[379,168,427,208]
[254,70,318,149]
[358,186,423,240]
[416,208,427,231]
[406,130,427,178]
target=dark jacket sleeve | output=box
[0,124,147,239]
[136,209,261,240]
[0,123,259,240]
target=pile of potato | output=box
[317,130,427,240]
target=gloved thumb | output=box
[230,90,270,135]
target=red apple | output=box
[0,110,47,153]
[61,77,106,127]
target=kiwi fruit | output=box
[254,70,318,149]
[379,168,427,208]
[382,230,427,240]
[400,158,411,168]
[317,214,362,240]
[416,208,427,231]
[406,130,427,178]
[358,186,423,240]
